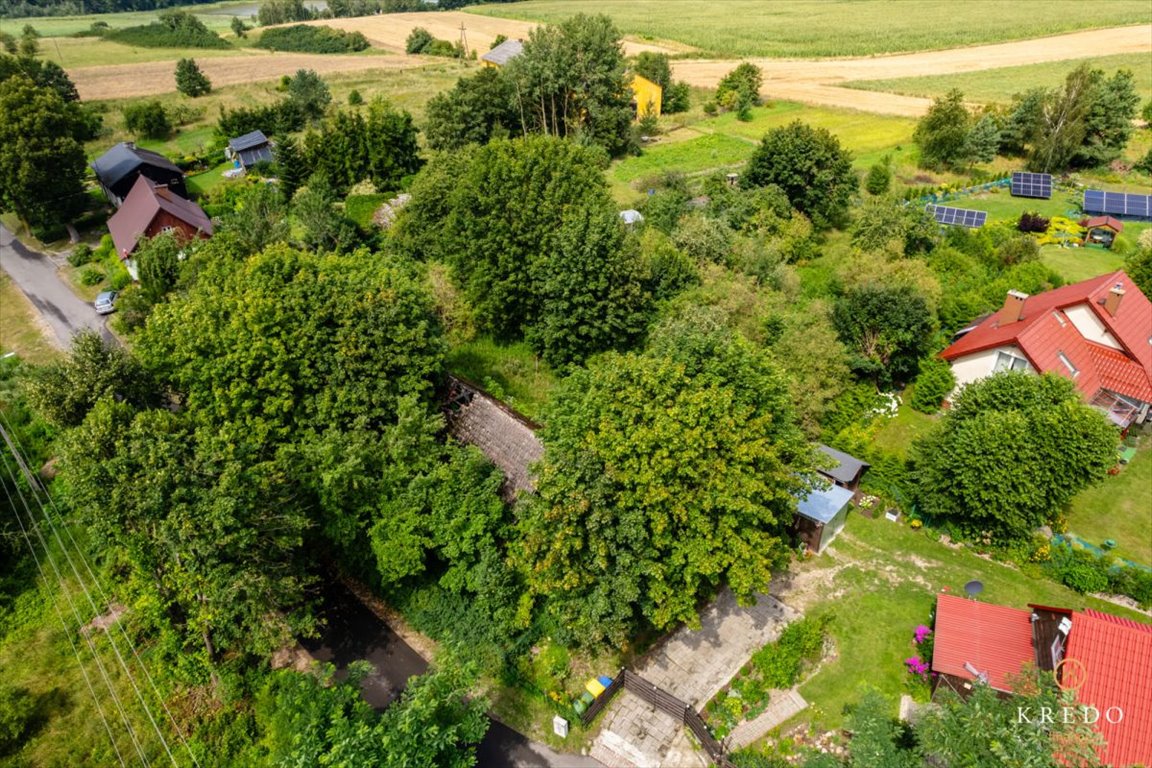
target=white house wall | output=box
[949,346,1031,391]
[1063,305,1121,350]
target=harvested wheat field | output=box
[70,51,416,101]
[673,25,1152,117]
[301,11,686,56]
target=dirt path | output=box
[673,24,1152,117]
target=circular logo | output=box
[1054,657,1088,691]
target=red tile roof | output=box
[1082,216,1124,233]
[107,175,213,258]
[931,593,1035,692]
[941,271,1152,405]
[1063,609,1152,767]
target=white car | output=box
[94,290,118,315]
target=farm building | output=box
[480,38,523,68]
[931,594,1152,767]
[107,175,213,276]
[1081,215,1123,248]
[226,130,275,170]
[815,444,869,503]
[630,73,662,118]
[793,480,853,554]
[92,142,186,208]
[941,271,1152,426]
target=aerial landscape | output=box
[1,0,1151,766]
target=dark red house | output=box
[107,175,213,272]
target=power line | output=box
[0,452,149,765]
[0,412,199,767]
[0,416,184,767]
[0,478,128,768]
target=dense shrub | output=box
[79,266,104,286]
[254,25,369,54]
[123,101,172,139]
[0,684,35,753]
[175,57,211,97]
[1045,543,1152,607]
[1017,211,1050,233]
[910,357,955,413]
[750,615,828,688]
[107,10,230,49]
[405,26,433,54]
[865,158,892,195]
[217,101,303,139]
[68,243,93,267]
[405,26,460,58]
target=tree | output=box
[123,100,171,138]
[965,112,1001,163]
[290,176,361,253]
[846,691,916,768]
[0,54,79,102]
[1143,99,1152,127]
[999,87,1046,156]
[401,135,614,341]
[1073,67,1140,167]
[0,74,88,232]
[1125,235,1152,298]
[230,16,248,38]
[634,50,690,112]
[716,61,762,116]
[505,13,634,156]
[0,684,35,753]
[1028,64,1096,172]
[526,203,652,367]
[135,231,182,304]
[405,26,433,54]
[912,372,1116,542]
[518,320,809,644]
[832,284,937,386]
[23,330,159,427]
[304,98,421,194]
[273,135,308,202]
[909,356,955,413]
[285,68,331,122]
[174,57,211,97]
[851,196,939,257]
[743,120,856,230]
[216,180,290,256]
[915,89,972,169]
[864,157,891,195]
[424,67,520,151]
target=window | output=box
[1057,351,1079,377]
[993,351,1029,373]
[1052,311,1066,327]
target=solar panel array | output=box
[926,204,988,228]
[1010,172,1052,199]
[1083,190,1152,218]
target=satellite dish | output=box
[964,580,984,599]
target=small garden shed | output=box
[1081,215,1123,248]
[816,444,870,502]
[794,481,854,554]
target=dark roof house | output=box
[107,175,213,267]
[816,444,870,499]
[226,130,275,169]
[92,142,186,207]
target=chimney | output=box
[1101,283,1125,317]
[999,290,1028,325]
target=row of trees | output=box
[915,63,1141,172]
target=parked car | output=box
[94,290,118,315]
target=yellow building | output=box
[630,74,663,119]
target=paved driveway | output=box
[0,224,115,349]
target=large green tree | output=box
[174,56,211,97]
[424,67,520,151]
[1073,67,1140,168]
[505,13,634,156]
[137,245,445,443]
[832,284,937,386]
[914,88,973,169]
[742,120,856,229]
[517,320,809,644]
[0,74,88,232]
[304,98,421,194]
[912,372,1116,542]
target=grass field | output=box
[2,0,256,37]
[789,513,1150,728]
[470,0,1152,58]
[611,100,918,202]
[0,273,60,365]
[1064,439,1152,565]
[844,52,1152,105]
[36,35,248,69]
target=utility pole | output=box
[458,21,468,58]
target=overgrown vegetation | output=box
[105,10,230,49]
[255,25,370,54]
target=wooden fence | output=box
[580,668,734,768]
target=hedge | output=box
[254,25,369,54]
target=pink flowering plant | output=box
[904,621,935,697]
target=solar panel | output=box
[1010,171,1052,199]
[1083,190,1152,217]
[926,204,988,228]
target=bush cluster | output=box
[909,357,955,413]
[405,26,461,58]
[254,25,369,54]
[107,10,230,49]
[1044,543,1152,607]
[1017,211,1050,233]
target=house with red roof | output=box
[106,175,213,278]
[940,271,1152,427]
[930,593,1152,767]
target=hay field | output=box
[469,0,1152,58]
[302,11,685,55]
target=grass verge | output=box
[0,272,61,365]
[1063,439,1152,566]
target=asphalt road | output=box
[0,223,115,350]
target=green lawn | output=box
[844,52,1152,105]
[7,0,257,37]
[869,400,938,459]
[1064,439,1152,566]
[468,0,1152,58]
[185,160,236,198]
[611,101,916,202]
[1040,246,1127,284]
[445,337,557,423]
[791,513,1151,728]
